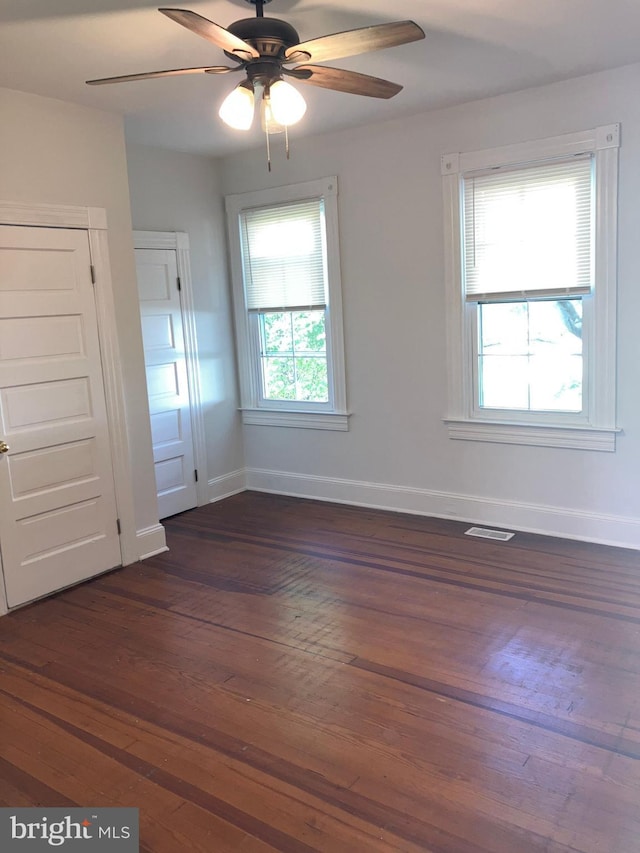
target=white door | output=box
[0,225,122,608]
[135,248,197,518]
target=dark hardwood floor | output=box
[1,491,640,852]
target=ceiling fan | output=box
[87,0,425,158]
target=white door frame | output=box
[133,231,208,506]
[0,201,139,615]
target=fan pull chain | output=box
[265,124,272,171]
[285,125,290,160]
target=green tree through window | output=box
[260,311,328,402]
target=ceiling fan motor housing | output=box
[226,17,300,59]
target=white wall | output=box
[0,87,159,541]
[218,63,640,548]
[125,144,245,499]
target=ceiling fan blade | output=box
[284,20,424,64]
[86,66,238,85]
[159,8,259,59]
[289,65,402,99]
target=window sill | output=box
[242,409,350,431]
[443,418,620,451]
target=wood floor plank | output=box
[94,562,640,746]
[0,661,429,852]
[1,492,639,851]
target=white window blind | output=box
[240,197,327,312]
[463,155,593,302]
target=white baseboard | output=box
[208,469,247,504]
[136,523,168,560]
[246,467,640,551]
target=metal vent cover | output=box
[464,526,514,541]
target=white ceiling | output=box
[2,0,640,157]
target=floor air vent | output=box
[464,526,514,541]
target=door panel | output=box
[9,439,97,497]
[135,248,197,519]
[0,314,84,360]
[0,225,122,607]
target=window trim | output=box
[226,177,348,430]
[441,124,620,451]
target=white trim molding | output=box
[444,419,621,451]
[245,468,640,551]
[0,201,107,230]
[208,470,247,503]
[242,409,350,430]
[136,524,168,560]
[88,227,139,565]
[0,551,7,617]
[133,230,209,505]
[132,230,180,250]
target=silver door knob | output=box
[0,441,9,454]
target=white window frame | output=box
[441,124,620,451]
[226,176,348,430]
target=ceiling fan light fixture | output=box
[268,79,306,126]
[219,80,255,130]
[86,5,426,166]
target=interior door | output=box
[135,248,197,519]
[0,225,122,608]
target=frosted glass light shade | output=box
[261,97,285,134]
[219,83,255,130]
[269,80,306,126]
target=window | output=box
[442,125,620,451]
[226,177,348,430]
